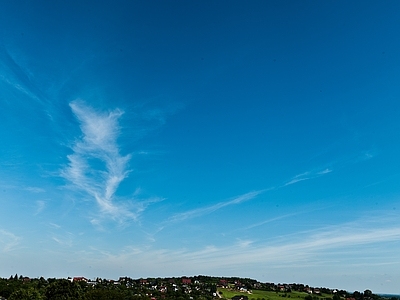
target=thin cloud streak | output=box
[162,152,372,228]
[61,101,135,222]
[283,167,332,187]
[25,187,46,193]
[81,221,400,278]
[282,148,375,188]
[0,229,21,252]
[165,163,336,225]
[52,232,74,248]
[318,168,332,175]
[34,200,46,215]
[0,47,46,105]
[284,177,310,186]
[244,212,299,230]
[167,190,265,223]
[205,226,399,263]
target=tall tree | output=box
[45,279,83,300]
[9,287,43,300]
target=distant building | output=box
[219,279,228,287]
[182,278,191,284]
[73,277,88,282]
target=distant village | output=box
[68,275,340,295]
[0,274,394,300]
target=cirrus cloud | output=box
[61,101,151,224]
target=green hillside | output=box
[217,288,333,300]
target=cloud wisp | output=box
[284,168,332,186]
[80,218,400,281]
[61,101,135,222]
[167,190,265,223]
[161,150,372,228]
[34,200,46,215]
[0,47,47,105]
[282,149,376,188]
[194,225,400,270]
[243,212,300,230]
[0,229,21,252]
[52,231,74,248]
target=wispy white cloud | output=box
[163,164,334,225]
[283,148,376,188]
[61,100,149,223]
[162,149,372,227]
[244,212,299,230]
[318,168,332,175]
[284,167,332,186]
[0,229,21,252]
[78,218,400,282]
[34,200,46,215]
[48,223,61,229]
[25,186,46,193]
[284,177,310,186]
[235,239,254,248]
[167,190,264,223]
[52,232,74,248]
[356,150,376,162]
[0,47,46,105]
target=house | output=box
[219,279,228,287]
[87,280,97,287]
[73,277,88,282]
[182,278,192,284]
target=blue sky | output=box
[1,0,400,294]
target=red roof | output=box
[73,277,88,282]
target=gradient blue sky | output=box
[1,0,400,294]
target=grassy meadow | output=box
[217,288,334,300]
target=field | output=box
[217,288,333,300]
